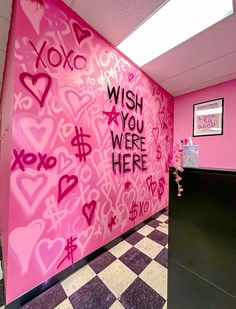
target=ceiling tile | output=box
[70,0,167,45]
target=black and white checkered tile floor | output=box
[0,210,168,309]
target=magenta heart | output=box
[19,72,52,108]
[152,127,159,143]
[58,174,78,203]
[72,22,91,45]
[82,200,97,226]
[146,175,157,196]
[150,182,157,196]
[146,175,153,191]
[128,73,134,82]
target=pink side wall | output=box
[174,79,236,169]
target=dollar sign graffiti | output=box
[156,144,162,161]
[129,201,138,222]
[71,126,92,162]
[57,236,78,269]
[158,177,165,201]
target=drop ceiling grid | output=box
[69,0,167,45]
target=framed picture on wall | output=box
[193,98,224,137]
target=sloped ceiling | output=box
[0,0,236,97]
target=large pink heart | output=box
[82,200,97,226]
[60,88,93,121]
[13,114,56,153]
[9,219,45,274]
[19,72,52,108]
[72,22,91,45]
[35,237,65,274]
[12,169,50,216]
[20,0,44,34]
[58,174,79,203]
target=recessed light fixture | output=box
[117,0,234,66]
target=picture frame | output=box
[193,98,224,137]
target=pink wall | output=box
[0,0,173,303]
[174,79,236,169]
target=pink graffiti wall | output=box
[0,0,173,303]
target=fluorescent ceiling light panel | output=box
[117,0,234,66]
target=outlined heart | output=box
[128,72,134,82]
[152,127,159,143]
[82,200,97,226]
[60,87,93,121]
[14,114,56,153]
[9,219,45,274]
[58,174,78,203]
[20,0,44,34]
[72,22,91,45]
[19,72,52,108]
[11,169,50,216]
[35,237,65,274]
[146,175,157,196]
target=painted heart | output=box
[152,127,159,143]
[35,237,65,274]
[12,169,50,216]
[82,200,97,226]
[19,72,52,108]
[9,219,45,274]
[20,0,44,34]
[128,72,134,82]
[146,175,157,196]
[122,189,136,207]
[58,174,78,203]
[60,88,93,121]
[72,22,91,45]
[14,114,55,153]
[57,152,74,175]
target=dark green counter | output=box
[168,167,236,309]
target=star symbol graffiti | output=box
[103,106,120,125]
[124,181,131,191]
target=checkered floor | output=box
[0,210,168,309]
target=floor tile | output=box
[98,259,136,298]
[61,265,96,297]
[162,302,167,309]
[140,260,168,299]
[20,284,67,309]
[69,276,116,309]
[89,251,116,274]
[147,230,168,246]
[120,277,166,309]
[137,225,155,236]
[109,241,132,258]
[123,231,144,246]
[147,219,161,228]
[156,224,168,235]
[155,248,168,269]
[54,298,73,309]
[156,214,168,223]
[109,300,125,308]
[134,237,163,259]
[119,247,152,275]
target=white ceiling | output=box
[0,0,236,97]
